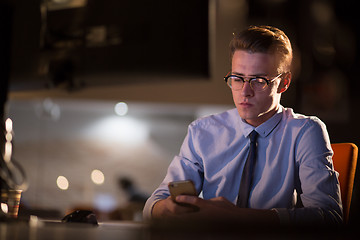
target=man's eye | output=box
[253,78,267,84]
[232,77,243,82]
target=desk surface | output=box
[0,218,354,240]
[0,220,149,240]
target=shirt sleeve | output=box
[277,117,343,224]
[143,123,204,220]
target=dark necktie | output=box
[237,130,259,208]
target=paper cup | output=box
[1,189,22,218]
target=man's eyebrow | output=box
[231,72,269,77]
[231,72,244,76]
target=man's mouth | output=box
[240,102,253,107]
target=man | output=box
[143,26,342,225]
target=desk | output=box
[0,218,353,240]
[0,220,149,240]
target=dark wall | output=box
[8,0,209,91]
[0,1,13,190]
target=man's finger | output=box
[175,195,201,204]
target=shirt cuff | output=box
[271,208,290,225]
[143,199,162,220]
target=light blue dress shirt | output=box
[143,106,343,224]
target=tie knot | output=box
[249,130,258,143]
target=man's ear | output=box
[279,72,291,93]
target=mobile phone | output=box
[168,180,197,202]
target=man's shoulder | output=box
[282,107,326,129]
[190,108,239,129]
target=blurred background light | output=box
[5,118,13,132]
[35,98,61,121]
[91,169,105,185]
[56,176,69,190]
[114,102,128,116]
[93,193,117,213]
[1,203,8,214]
[83,116,149,145]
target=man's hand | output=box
[174,195,239,220]
[169,195,280,224]
[152,195,239,220]
[151,196,198,219]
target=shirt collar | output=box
[239,106,284,138]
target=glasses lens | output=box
[250,78,268,91]
[225,75,271,91]
[228,76,243,90]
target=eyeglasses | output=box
[224,72,284,92]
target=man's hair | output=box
[230,25,293,73]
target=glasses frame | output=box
[224,72,285,92]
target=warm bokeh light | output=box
[5,132,13,142]
[4,142,12,163]
[4,118,13,162]
[5,118,13,133]
[1,203,8,214]
[56,176,69,190]
[91,169,105,185]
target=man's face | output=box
[231,50,287,127]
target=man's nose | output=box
[240,81,254,97]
